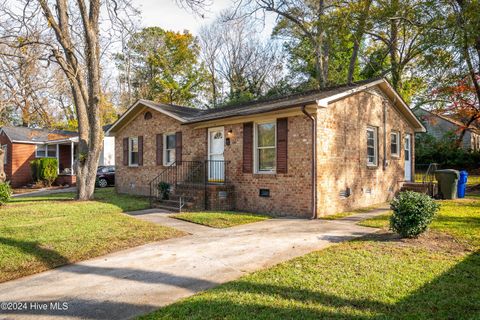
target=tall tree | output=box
[116,27,207,106]
[199,13,285,106]
[0,0,137,200]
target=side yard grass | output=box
[172,211,270,228]
[360,194,480,247]
[0,188,184,282]
[141,195,480,320]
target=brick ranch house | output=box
[107,78,425,218]
[0,126,115,187]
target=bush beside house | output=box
[30,158,59,187]
[390,191,440,238]
[0,182,12,205]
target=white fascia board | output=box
[315,79,385,107]
[106,99,187,136]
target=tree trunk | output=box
[39,0,103,200]
[348,0,372,84]
[389,0,401,91]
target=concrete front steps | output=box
[401,182,437,196]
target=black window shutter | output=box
[123,137,128,166]
[243,122,253,173]
[138,136,143,166]
[277,118,288,174]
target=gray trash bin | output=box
[435,169,460,199]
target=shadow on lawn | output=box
[8,189,150,212]
[150,250,480,320]
[0,237,70,268]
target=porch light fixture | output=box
[226,129,233,146]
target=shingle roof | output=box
[136,78,384,124]
[107,77,426,134]
[415,108,480,134]
[1,126,77,143]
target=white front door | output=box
[404,134,412,181]
[208,127,225,182]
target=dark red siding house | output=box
[0,127,78,187]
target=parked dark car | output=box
[96,165,115,187]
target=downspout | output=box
[301,106,317,219]
[383,101,388,169]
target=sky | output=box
[132,0,236,34]
[131,0,275,36]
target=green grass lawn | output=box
[467,175,480,186]
[360,194,480,248]
[172,211,271,228]
[141,196,480,320]
[0,188,184,282]
[414,174,479,186]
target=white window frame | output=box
[367,126,378,167]
[163,133,176,166]
[390,131,400,157]
[1,145,6,164]
[254,120,277,174]
[128,137,139,167]
[35,144,57,158]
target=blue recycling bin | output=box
[457,170,468,198]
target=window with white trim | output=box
[1,145,6,164]
[255,122,276,173]
[390,132,400,157]
[367,126,378,166]
[35,145,57,158]
[163,133,176,166]
[128,137,139,166]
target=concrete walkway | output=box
[0,208,388,320]
[12,187,77,198]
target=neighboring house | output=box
[413,107,480,151]
[107,78,425,218]
[0,126,115,187]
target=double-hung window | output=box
[129,137,139,166]
[255,121,276,173]
[36,145,57,158]
[390,132,400,157]
[367,126,378,166]
[163,133,176,166]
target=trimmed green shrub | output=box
[390,191,440,238]
[157,181,171,200]
[30,158,58,186]
[0,182,12,205]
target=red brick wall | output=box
[0,131,12,180]
[223,116,313,217]
[114,109,314,217]
[315,88,416,216]
[10,143,36,187]
[115,110,207,195]
[114,89,418,218]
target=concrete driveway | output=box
[0,209,387,320]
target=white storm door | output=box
[208,127,225,182]
[404,134,412,181]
